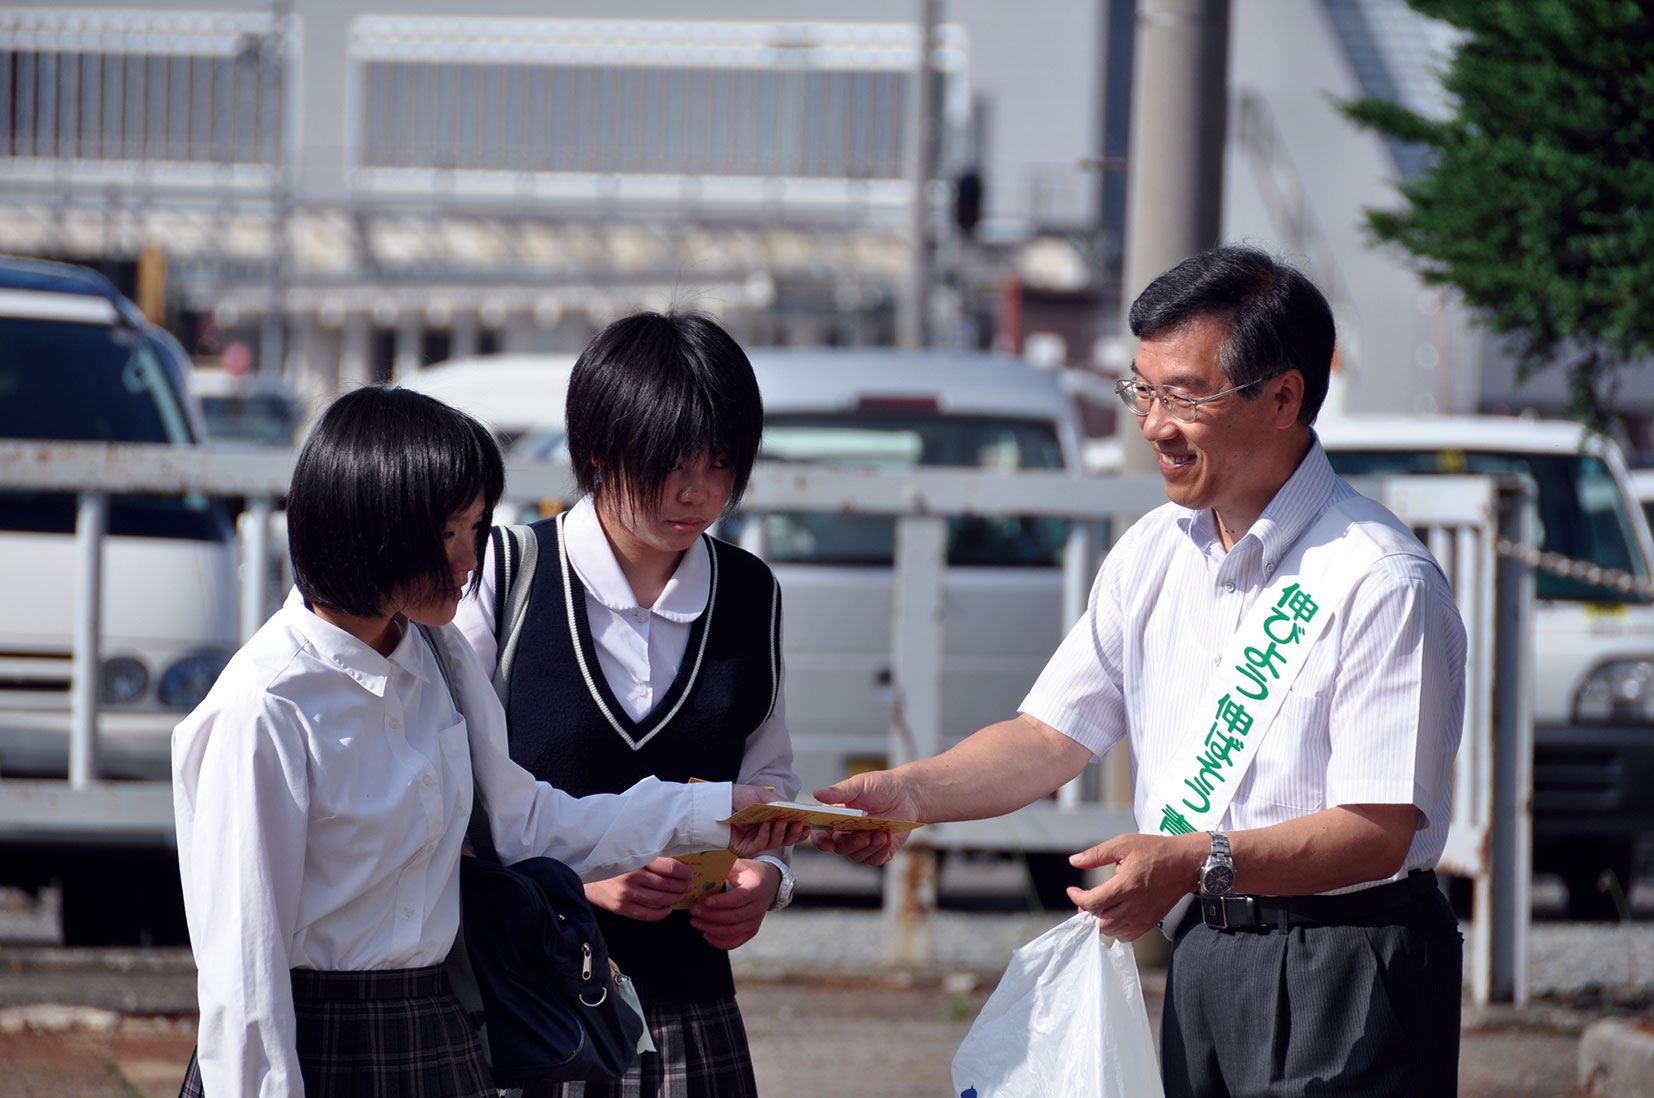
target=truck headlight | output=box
[99,657,149,704]
[1574,659,1654,722]
[158,650,234,709]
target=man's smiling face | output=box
[1133,314,1301,543]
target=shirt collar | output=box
[281,587,394,697]
[1177,433,1339,563]
[563,496,710,623]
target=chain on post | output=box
[1494,537,1654,599]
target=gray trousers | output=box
[1162,888,1462,1098]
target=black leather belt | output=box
[1199,869,1437,932]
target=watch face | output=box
[1202,863,1235,896]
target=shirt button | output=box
[402,906,414,918]
[1264,562,1275,574]
[389,718,400,730]
[1224,582,1235,593]
[634,610,648,623]
[422,773,435,788]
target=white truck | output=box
[0,258,240,944]
[1319,414,1654,918]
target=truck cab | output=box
[1319,414,1654,918]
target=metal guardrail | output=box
[0,441,1533,1001]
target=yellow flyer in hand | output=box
[671,849,737,909]
[721,800,924,833]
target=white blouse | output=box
[172,588,734,1098]
[455,496,798,799]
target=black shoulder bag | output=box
[417,623,647,1087]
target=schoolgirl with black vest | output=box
[455,312,801,1098]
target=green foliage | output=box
[1340,0,1654,430]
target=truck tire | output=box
[1024,852,1085,912]
[59,855,190,947]
[1560,840,1636,922]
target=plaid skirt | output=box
[179,966,493,1098]
[532,995,757,1098]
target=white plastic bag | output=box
[950,912,1165,1098]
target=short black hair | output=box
[1127,245,1335,426]
[289,385,504,618]
[565,311,763,514]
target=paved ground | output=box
[0,854,1648,1098]
[0,959,1608,1098]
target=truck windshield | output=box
[734,412,1069,566]
[1327,448,1651,604]
[0,317,229,540]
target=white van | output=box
[1318,414,1654,917]
[725,349,1089,901]
[0,257,240,943]
[401,353,576,454]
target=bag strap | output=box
[414,621,495,1050]
[489,523,540,709]
[415,622,501,866]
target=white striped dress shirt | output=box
[1021,437,1466,890]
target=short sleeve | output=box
[1324,554,1466,826]
[1018,529,1135,760]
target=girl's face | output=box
[602,453,736,559]
[397,493,487,627]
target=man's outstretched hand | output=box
[808,769,921,866]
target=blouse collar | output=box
[563,496,711,623]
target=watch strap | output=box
[756,854,795,911]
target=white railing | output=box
[0,441,1532,1001]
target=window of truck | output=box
[729,412,1068,566]
[1326,448,1649,603]
[0,315,229,541]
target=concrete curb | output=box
[1578,1016,1654,1097]
[0,1003,121,1033]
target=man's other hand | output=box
[1066,831,1206,941]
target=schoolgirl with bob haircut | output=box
[287,384,505,619]
[173,385,794,1098]
[457,311,799,1098]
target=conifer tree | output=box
[1340,0,1654,430]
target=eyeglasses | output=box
[1114,377,1265,424]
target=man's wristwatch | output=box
[1198,830,1235,897]
[758,855,796,911]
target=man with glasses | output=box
[814,245,1466,1098]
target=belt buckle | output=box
[1200,894,1258,930]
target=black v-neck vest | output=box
[503,515,781,1002]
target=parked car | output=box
[1319,414,1654,918]
[186,366,306,446]
[0,256,240,944]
